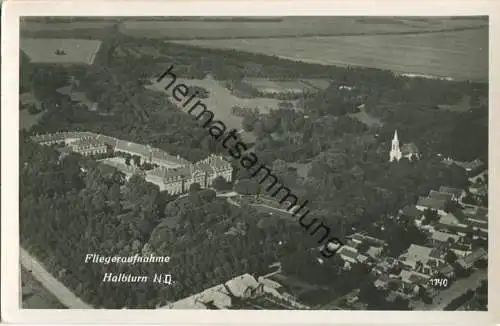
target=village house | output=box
[441,158,486,179]
[469,181,488,199]
[416,197,448,216]
[438,186,466,202]
[428,190,453,202]
[399,205,424,221]
[464,207,487,224]
[164,273,308,310]
[337,246,359,265]
[456,248,487,270]
[438,264,456,280]
[373,274,401,291]
[437,212,468,229]
[430,230,461,247]
[398,244,447,276]
[398,269,429,295]
[372,257,398,276]
[469,170,488,184]
[338,233,387,267]
[348,233,387,261]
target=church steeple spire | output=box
[389,130,402,162]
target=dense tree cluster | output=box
[20,138,348,308]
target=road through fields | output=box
[20,247,92,309]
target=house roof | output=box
[167,283,230,309]
[439,264,454,275]
[429,248,444,260]
[165,167,191,180]
[152,149,188,166]
[439,186,464,197]
[115,140,151,158]
[349,233,386,246]
[366,246,383,259]
[401,142,419,155]
[210,156,231,170]
[417,197,447,210]
[470,207,488,222]
[225,273,259,298]
[197,287,232,309]
[357,254,370,263]
[195,162,215,174]
[428,190,453,202]
[408,273,428,285]
[339,246,359,260]
[31,133,66,143]
[70,137,106,149]
[457,248,487,267]
[350,234,365,243]
[400,270,417,283]
[470,184,488,195]
[468,219,488,230]
[405,244,433,265]
[401,205,423,218]
[374,274,390,287]
[454,159,485,171]
[95,134,118,147]
[346,240,359,248]
[431,231,461,243]
[56,85,73,95]
[439,212,461,226]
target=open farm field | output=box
[21,268,65,309]
[21,38,102,64]
[20,21,116,32]
[118,16,487,39]
[348,106,384,128]
[171,28,488,82]
[146,75,287,142]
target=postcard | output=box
[1,0,499,324]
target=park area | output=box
[146,74,287,142]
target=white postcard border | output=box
[2,0,499,324]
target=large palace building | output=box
[30,131,233,194]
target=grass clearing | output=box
[20,110,46,131]
[438,95,471,112]
[146,75,285,142]
[348,106,384,128]
[20,92,45,131]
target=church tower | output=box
[389,130,402,162]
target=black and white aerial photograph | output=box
[16,15,489,312]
